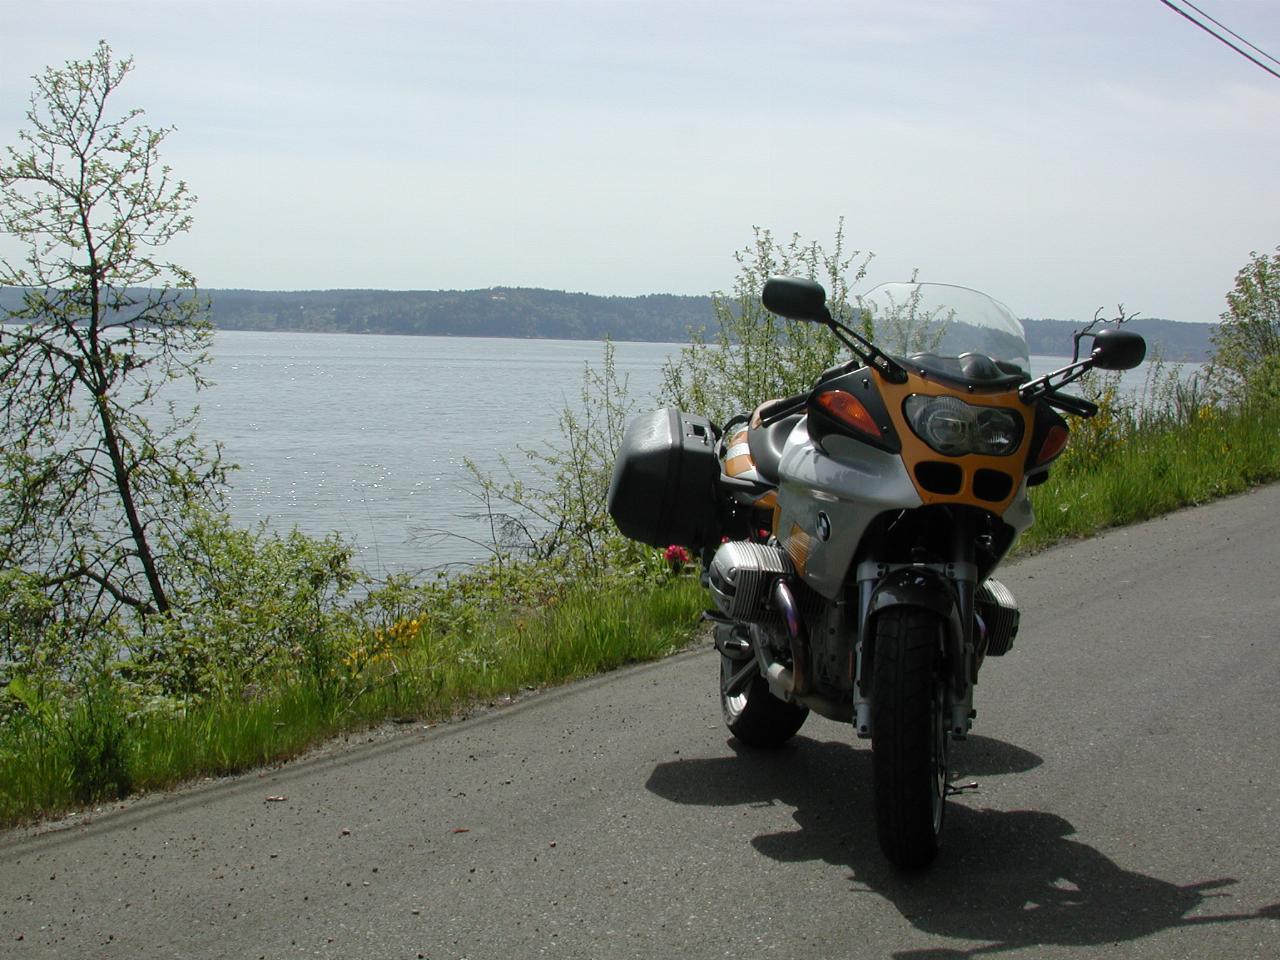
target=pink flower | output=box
[664,544,691,566]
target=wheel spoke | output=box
[719,632,808,749]
[721,657,758,697]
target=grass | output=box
[0,575,707,826]
[1021,402,1280,551]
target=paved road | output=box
[4,486,1280,959]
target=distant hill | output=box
[202,287,713,343]
[205,288,1217,361]
[1023,317,1212,362]
[1,286,1215,361]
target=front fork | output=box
[851,545,979,740]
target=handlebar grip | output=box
[756,392,810,425]
[1045,392,1099,418]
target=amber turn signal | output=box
[1035,424,1070,465]
[814,390,882,439]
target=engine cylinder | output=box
[976,577,1020,656]
[708,541,795,622]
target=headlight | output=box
[903,395,1024,457]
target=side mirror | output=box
[762,277,830,323]
[1090,327,1146,371]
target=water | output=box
[195,332,676,577]
[185,334,1196,578]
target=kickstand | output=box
[946,780,979,797]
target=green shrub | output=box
[660,221,869,426]
[65,665,133,804]
[1208,246,1280,404]
[137,508,365,699]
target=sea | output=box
[184,331,1191,579]
[192,332,674,578]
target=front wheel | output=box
[871,606,949,870]
[719,641,808,748]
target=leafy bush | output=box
[0,569,60,696]
[457,339,661,586]
[65,655,133,804]
[660,220,869,426]
[1208,246,1280,404]
[136,508,365,700]
[1053,369,1129,477]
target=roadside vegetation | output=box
[1024,371,1280,549]
[1022,246,1280,548]
[2,45,1278,827]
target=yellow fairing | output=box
[877,368,1034,516]
[722,426,779,512]
[785,521,814,576]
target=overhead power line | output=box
[1156,0,1280,80]
[1180,0,1280,68]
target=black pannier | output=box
[607,408,721,550]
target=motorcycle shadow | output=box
[645,735,1272,954]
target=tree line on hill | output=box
[1,284,1216,360]
[204,287,1216,361]
[201,287,712,343]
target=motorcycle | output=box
[607,277,1146,869]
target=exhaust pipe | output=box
[769,578,810,697]
[708,541,811,694]
[760,578,853,723]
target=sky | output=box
[2,0,1278,325]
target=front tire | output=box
[871,606,949,870]
[719,647,808,748]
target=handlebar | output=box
[755,391,811,426]
[1042,392,1098,418]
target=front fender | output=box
[864,567,968,699]
[866,567,963,634]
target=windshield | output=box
[856,282,1031,385]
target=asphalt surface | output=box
[3,485,1280,959]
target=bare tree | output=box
[0,41,225,635]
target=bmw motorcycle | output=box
[607,277,1145,869]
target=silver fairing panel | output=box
[775,417,922,599]
[1003,480,1035,539]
